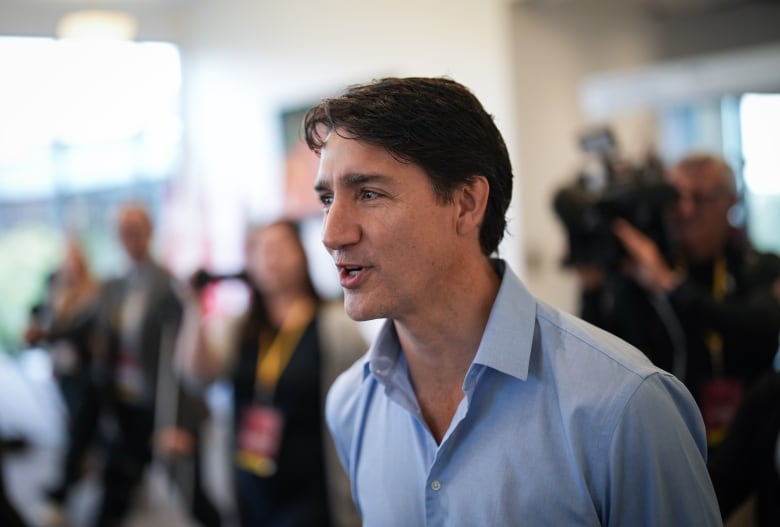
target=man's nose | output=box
[674,194,697,217]
[322,198,360,252]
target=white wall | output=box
[510,0,662,313]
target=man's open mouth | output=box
[344,266,363,276]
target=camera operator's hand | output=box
[23,322,48,345]
[613,219,680,294]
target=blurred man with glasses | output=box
[580,153,780,452]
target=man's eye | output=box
[361,190,379,200]
[319,194,333,206]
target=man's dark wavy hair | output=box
[303,77,513,256]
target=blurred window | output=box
[740,93,780,255]
[0,36,181,352]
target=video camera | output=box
[552,127,678,272]
[190,268,249,292]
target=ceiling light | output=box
[57,9,138,41]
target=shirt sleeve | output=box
[604,373,723,526]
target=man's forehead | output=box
[119,210,151,232]
[672,165,726,189]
[315,136,396,186]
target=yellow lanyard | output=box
[676,255,728,297]
[706,256,728,373]
[679,256,728,373]
[710,256,728,301]
[254,299,315,392]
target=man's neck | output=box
[129,254,152,269]
[394,257,501,443]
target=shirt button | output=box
[430,480,441,491]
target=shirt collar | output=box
[472,259,537,381]
[364,318,403,381]
[365,259,537,384]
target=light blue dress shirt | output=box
[326,260,722,526]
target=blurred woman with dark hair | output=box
[178,219,365,527]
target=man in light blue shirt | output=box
[305,77,721,526]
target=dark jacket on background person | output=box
[0,436,27,527]
[581,238,780,405]
[88,259,219,527]
[228,300,364,527]
[708,370,780,526]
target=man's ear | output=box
[456,175,490,234]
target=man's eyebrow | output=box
[342,173,391,186]
[314,172,391,192]
[313,178,330,193]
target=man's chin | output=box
[343,296,382,322]
[344,307,377,322]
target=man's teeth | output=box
[346,267,362,276]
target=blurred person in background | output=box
[577,153,780,450]
[24,238,101,412]
[177,219,364,527]
[708,368,780,526]
[46,203,221,527]
[24,239,102,511]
